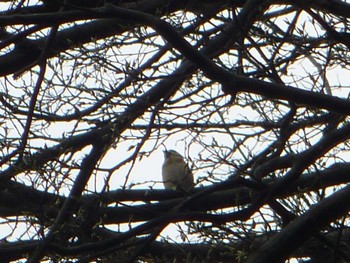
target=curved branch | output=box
[246,184,350,263]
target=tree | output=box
[1,0,350,262]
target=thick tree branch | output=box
[246,184,350,263]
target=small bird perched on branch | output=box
[162,150,194,191]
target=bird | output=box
[162,150,194,191]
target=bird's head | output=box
[163,150,184,161]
